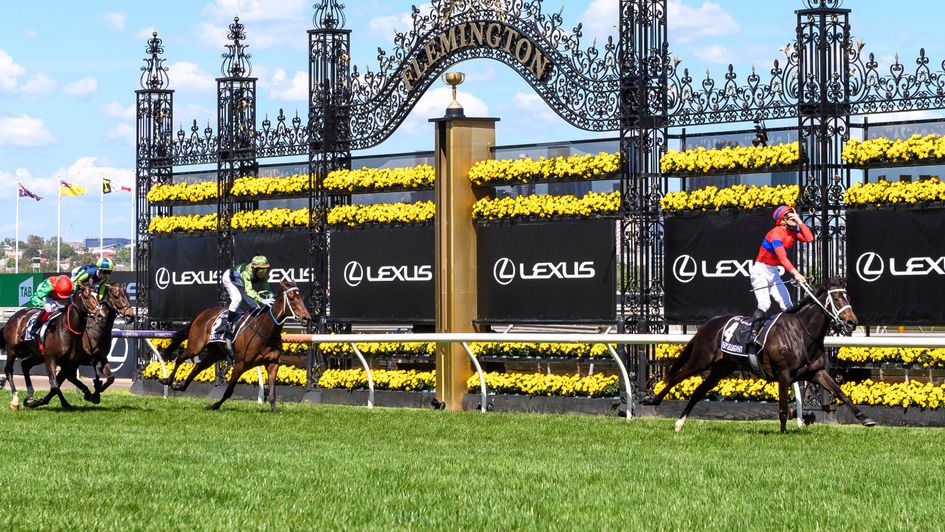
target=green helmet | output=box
[96,257,114,271]
[250,255,270,269]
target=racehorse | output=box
[1,282,105,410]
[159,281,311,412]
[20,283,135,405]
[642,278,877,433]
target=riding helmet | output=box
[250,255,270,269]
[52,275,74,299]
[97,257,114,271]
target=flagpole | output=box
[99,179,104,260]
[15,187,19,274]
[57,181,62,271]
[130,187,135,272]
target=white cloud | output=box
[102,102,136,121]
[63,77,99,97]
[368,4,431,38]
[166,61,215,93]
[511,92,558,123]
[464,65,498,83]
[175,104,217,132]
[668,0,739,44]
[400,87,489,134]
[19,73,55,98]
[195,22,232,51]
[103,12,127,31]
[0,115,55,147]
[197,0,310,50]
[106,123,136,148]
[135,27,159,41]
[692,45,730,64]
[50,157,135,197]
[201,0,309,24]
[580,0,619,42]
[267,68,308,102]
[0,50,26,92]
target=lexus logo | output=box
[855,252,884,283]
[672,255,698,284]
[155,267,171,290]
[343,261,365,287]
[493,258,516,286]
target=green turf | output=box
[1,391,943,531]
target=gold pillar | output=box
[431,116,498,411]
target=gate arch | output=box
[346,0,621,150]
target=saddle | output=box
[719,313,783,378]
[22,309,61,343]
[208,307,265,344]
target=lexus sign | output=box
[477,220,615,322]
[847,208,945,324]
[149,236,219,320]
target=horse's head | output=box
[276,281,312,325]
[823,277,857,335]
[103,283,135,324]
[75,282,106,324]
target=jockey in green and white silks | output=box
[221,255,274,336]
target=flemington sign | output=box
[401,20,552,92]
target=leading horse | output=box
[159,281,311,412]
[642,278,877,433]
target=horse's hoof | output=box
[157,378,171,386]
[639,396,659,406]
[171,383,185,391]
[90,393,101,405]
[862,418,877,427]
[83,392,95,402]
[204,403,220,411]
[61,404,76,412]
[24,399,39,409]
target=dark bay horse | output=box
[2,283,104,410]
[22,283,136,404]
[159,281,311,412]
[642,278,877,433]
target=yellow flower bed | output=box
[837,347,945,368]
[654,376,781,401]
[320,342,435,357]
[468,152,620,185]
[231,208,312,230]
[471,371,619,397]
[468,342,612,358]
[141,361,308,386]
[472,191,620,220]
[232,174,310,197]
[841,380,945,410]
[327,201,435,226]
[149,338,309,354]
[655,343,686,360]
[844,178,945,206]
[660,143,799,174]
[317,369,436,392]
[324,165,435,192]
[842,135,945,166]
[147,181,219,203]
[661,184,799,212]
[148,213,218,234]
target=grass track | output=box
[1,391,944,530]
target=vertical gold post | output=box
[430,116,498,411]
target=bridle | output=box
[797,282,853,335]
[66,289,102,334]
[268,286,302,326]
[101,285,134,321]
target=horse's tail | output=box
[666,340,695,376]
[161,323,191,360]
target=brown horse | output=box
[1,283,105,410]
[23,283,136,404]
[642,278,877,433]
[159,281,311,412]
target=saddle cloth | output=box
[719,313,782,357]
[22,309,62,343]
[208,307,265,343]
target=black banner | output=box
[477,219,616,322]
[329,225,434,322]
[847,207,945,325]
[149,236,220,320]
[234,230,322,306]
[664,212,787,322]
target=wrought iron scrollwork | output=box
[347,0,620,149]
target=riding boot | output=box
[224,311,240,360]
[746,308,768,377]
[30,310,48,339]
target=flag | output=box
[17,182,42,201]
[120,185,132,192]
[103,178,112,194]
[60,180,87,196]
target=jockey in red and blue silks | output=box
[748,205,814,346]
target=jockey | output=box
[71,257,114,298]
[27,275,74,338]
[221,255,274,338]
[748,205,814,348]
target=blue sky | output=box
[2,0,944,242]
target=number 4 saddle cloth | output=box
[719,313,783,358]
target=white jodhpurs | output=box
[750,262,793,312]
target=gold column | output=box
[431,116,498,411]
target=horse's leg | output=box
[266,362,279,413]
[173,355,218,392]
[57,365,98,404]
[641,348,713,406]
[94,360,115,394]
[206,357,244,411]
[776,374,791,434]
[4,348,18,409]
[20,353,39,403]
[810,370,876,427]
[673,362,733,433]
[27,355,72,410]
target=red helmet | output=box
[52,275,73,300]
[773,205,793,222]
